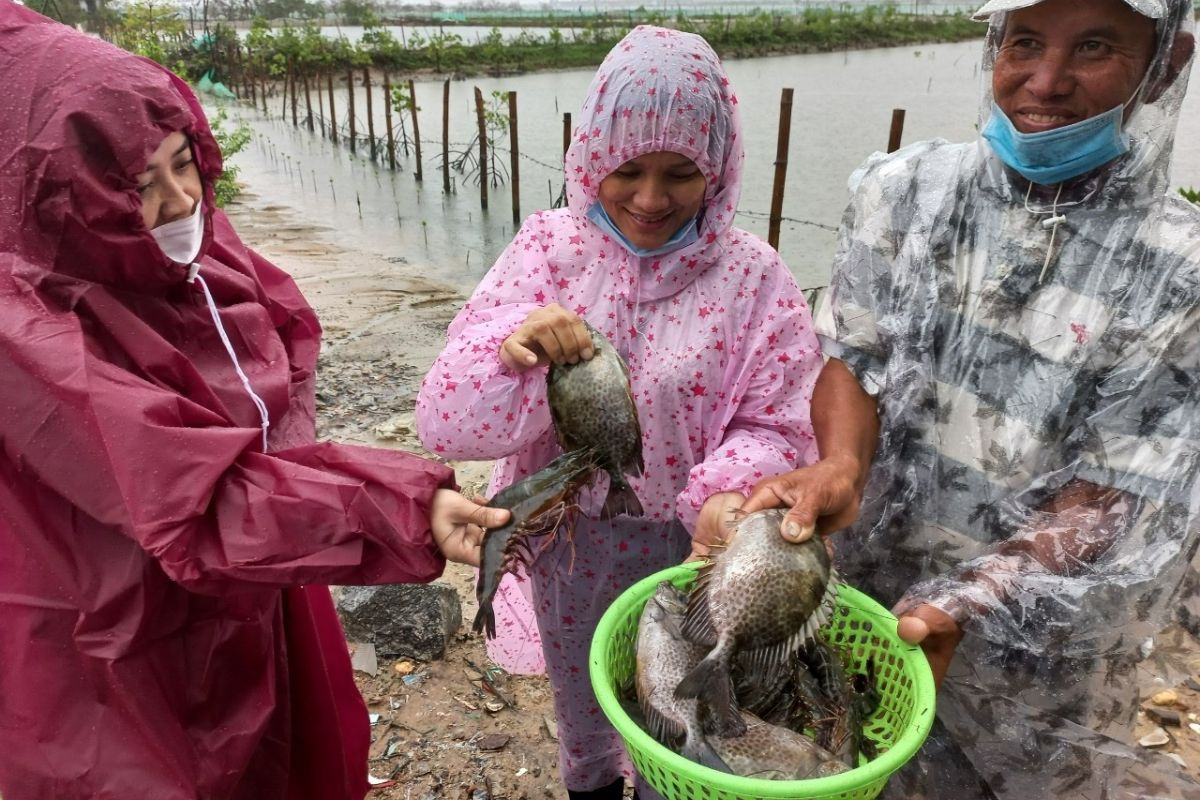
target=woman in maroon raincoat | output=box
[0,7,506,799]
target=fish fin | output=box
[599,476,643,518]
[674,649,745,738]
[640,700,686,745]
[471,605,496,639]
[680,735,732,774]
[679,565,718,646]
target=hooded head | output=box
[0,4,222,291]
[565,26,744,261]
[974,0,1195,192]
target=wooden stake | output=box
[246,45,257,107]
[347,70,357,154]
[562,111,571,158]
[280,68,288,120]
[474,86,488,210]
[767,87,794,252]
[302,70,314,132]
[442,79,451,194]
[289,60,298,126]
[364,67,376,160]
[509,91,520,226]
[887,108,907,153]
[327,71,338,144]
[383,72,397,170]
[409,79,423,182]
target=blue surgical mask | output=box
[982,101,1130,186]
[585,202,701,258]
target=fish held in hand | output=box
[547,323,644,518]
[473,448,600,638]
[675,508,838,736]
[635,582,729,771]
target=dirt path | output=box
[224,191,1200,798]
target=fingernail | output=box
[782,520,802,540]
[582,347,594,360]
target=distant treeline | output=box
[103,4,983,84]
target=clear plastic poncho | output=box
[814,3,1200,797]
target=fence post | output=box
[887,108,907,153]
[347,70,357,154]
[327,71,338,144]
[383,73,397,170]
[290,60,299,126]
[409,79,423,182]
[767,87,794,252]
[562,111,571,158]
[442,79,451,194]
[509,91,520,226]
[302,70,314,132]
[246,45,257,107]
[364,67,376,160]
[474,86,488,210]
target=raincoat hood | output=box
[564,25,744,298]
[976,0,1195,198]
[0,6,220,291]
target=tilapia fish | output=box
[710,712,849,781]
[547,323,644,518]
[635,582,726,771]
[676,509,838,736]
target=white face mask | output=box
[150,201,204,264]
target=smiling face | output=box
[136,131,202,229]
[992,0,1157,133]
[597,151,707,251]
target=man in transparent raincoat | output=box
[744,0,1200,796]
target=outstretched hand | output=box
[500,303,595,372]
[895,603,963,689]
[430,489,511,567]
[741,454,866,543]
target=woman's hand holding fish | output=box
[430,489,511,567]
[500,304,596,372]
[894,604,963,690]
[687,491,746,561]
[742,454,866,542]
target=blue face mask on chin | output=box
[585,202,701,258]
[981,101,1130,186]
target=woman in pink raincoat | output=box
[417,26,823,798]
[0,7,507,799]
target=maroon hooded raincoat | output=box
[0,7,454,798]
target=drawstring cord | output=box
[1024,181,1066,285]
[187,263,271,452]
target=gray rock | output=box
[336,582,462,660]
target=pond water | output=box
[218,38,1200,295]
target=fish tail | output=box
[674,651,745,737]
[600,476,643,518]
[680,733,732,775]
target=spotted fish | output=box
[547,322,644,518]
[675,508,838,736]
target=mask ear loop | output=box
[187,263,271,451]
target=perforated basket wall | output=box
[589,563,935,800]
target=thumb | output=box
[896,614,930,645]
[780,509,815,543]
[480,506,511,529]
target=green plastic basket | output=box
[589,563,935,800]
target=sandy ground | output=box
[223,190,1200,798]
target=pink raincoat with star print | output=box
[416,25,822,791]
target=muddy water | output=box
[219,38,1200,295]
